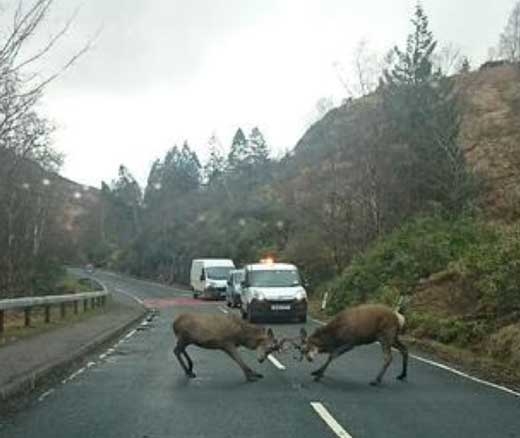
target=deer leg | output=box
[311,343,353,381]
[393,337,408,381]
[371,340,392,386]
[223,346,263,382]
[174,342,196,378]
[183,349,195,374]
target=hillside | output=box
[293,64,520,378]
[294,64,520,219]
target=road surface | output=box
[1,271,518,438]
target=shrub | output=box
[326,214,489,313]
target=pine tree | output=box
[382,3,471,213]
[249,127,269,163]
[227,128,250,171]
[203,134,226,185]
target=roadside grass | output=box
[0,276,109,348]
[0,298,114,348]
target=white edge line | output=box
[312,316,520,398]
[310,402,353,438]
[217,306,229,314]
[310,317,325,326]
[409,353,520,398]
[267,354,286,370]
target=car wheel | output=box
[241,305,247,320]
[193,292,199,299]
[299,314,307,323]
[227,299,232,307]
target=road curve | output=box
[0,271,518,438]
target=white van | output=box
[240,261,307,323]
[190,259,235,299]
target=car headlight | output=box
[295,289,307,301]
[253,290,265,301]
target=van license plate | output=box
[271,305,291,311]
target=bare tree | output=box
[0,0,94,296]
[333,39,383,99]
[433,43,464,75]
[499,1,520,61]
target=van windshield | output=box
[206,266,233,280]
[249,270,300,287]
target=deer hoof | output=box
[369,380,381,386]
[187,371,196,378]
[246,372,263,382]
[396,374,407,381]
[312,371,323,381]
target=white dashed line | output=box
[310,402,353,438]
[114,287,144,305]
[217,306,229,314]
[267,354,286,370]
[38,389,55,402]
[61,367,85,384]
[124,329,137,339]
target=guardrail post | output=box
[83,299,88,312]
[0,310,4,333]
[45,305,51,323]
[60,302,66,319]
[24,307,31,327]
[73,300,78,314]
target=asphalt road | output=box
[1,271,519,438]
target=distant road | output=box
[1,270,519,438]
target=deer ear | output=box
[267,328,274,339]
[300,328,307,340]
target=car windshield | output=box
[206,266,232,280]
[249,269,300,287]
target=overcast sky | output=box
[8,0,516,187]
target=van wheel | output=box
[241,306,247,320]
[193,292,199,299]
[227,300,232,308]
[299,314,307,323]
[247,307,256,323]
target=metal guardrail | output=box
[0,283,109,333]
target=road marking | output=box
[61,367,85,384]
[218,306,229,314]
[310,317,325,326]
[125,329,137,339]
[312,316,520,398]
[38,388,55,402]
[267,354,286,370]
[310,402,353,438]
[114,287,144,305]
[409,353,520,398]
